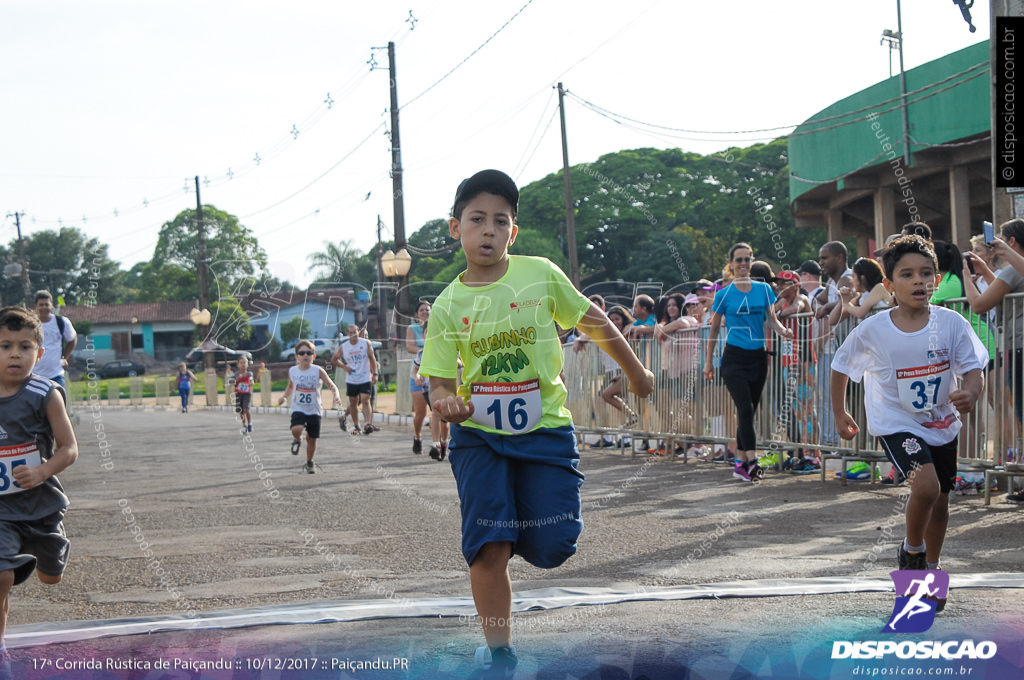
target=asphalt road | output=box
[6,407,1023,679]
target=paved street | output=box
[6,407,1023,679]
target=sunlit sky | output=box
[2,1,989,289]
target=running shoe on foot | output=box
[350,427,361,436]
[364,423,374,435]
[897,543,927,571]
[472,645,518,679]
[304,460,315,474]
[748,462,766,480]
[290,439,301,455]
[428,445,441,461]
[413,438,422,454]
[247,424,252,433]
[338,413,347,431]
[732,461,752,481]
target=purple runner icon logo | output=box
[882,569,949,634]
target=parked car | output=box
[184,346,253,371]
[96,360,147,379]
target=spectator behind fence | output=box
[813,241,853,452]
[901,221,933,242]
[969,233,1006,328]
[833,257,891,322]
[628,294,657,339]
[573,305,640,438]
[705,242,793,482]
[964,220,1024,434]
[650,293,697,456]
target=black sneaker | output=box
[290,439,301,455]
[428,445,441,460]
[1006,489,1024,502]
[364,423,374,435]
[897,544,927,570]
[338,413,347,431]
[304,460,316,474]
[439,444,447,461]
[748,462,765,480]
[413,439,422,454]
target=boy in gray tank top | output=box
[0,306,79,677]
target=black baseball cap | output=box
[797,260,822,276]
[453,169,519,217]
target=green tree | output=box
[1,228,123,306]
[206,298,253,349]
[307,239,363,284]
[280,317,312,344]
[151,205,268,301]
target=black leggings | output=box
[721,344,769,452]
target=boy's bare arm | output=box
[429,377,475,424]
[277,378,296,406]
[318,368,342,402]
[13,390,78,490]
[830,369,859,440]
[950,368,984,414]
[576,303,654,397]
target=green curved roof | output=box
[789,40,990,202]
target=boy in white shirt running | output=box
[831,235,986,612]
[278,340,341,474]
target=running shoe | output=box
[364,423,374,435]
[290,439,301,455]
[338,412,347,431]
[304,460,316,474]
[439,444,447,461]
[732,461,752,481]
[757,452,779,467]
[897,543,927,571]
[790,458,819,475]
[350,427,361,436]
[429,445,441,461]
[471,645,518,679]
[748,462,766,480]
[413,438,422,454]
[835,462,873,480]
[1006,489,1024,503]
[674,445,687,458]
[247,424,252,433]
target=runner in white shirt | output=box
[831,236,985,612]
[277,339,341,474]
[330,324,378,436]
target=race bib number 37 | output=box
[896,361,950,413]
[470,379,543,434]
[0,442,43,495]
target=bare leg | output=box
[469,542,513,648]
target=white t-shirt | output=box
[288,365,323,416]
[340,338,372,384]
[831,306,988,446]
[37,315,77,380]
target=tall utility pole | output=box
[556,83,581,288]
[7,211,32,305]
[387,42,409,325]
[194,176,212,367]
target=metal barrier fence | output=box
[566,293,1023,483]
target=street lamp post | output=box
[380,248,412,344]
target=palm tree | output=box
[307,239,363,284]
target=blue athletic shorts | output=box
[448,423,584,569]
[409,377,429,393]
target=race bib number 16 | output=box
[0,442,43,495]
[470,379,543,434]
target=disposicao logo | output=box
[831,570,997,660]
[883,569,948,633]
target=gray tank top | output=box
[0,375,68,520]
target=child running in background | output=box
[174,362,197,413]
[229,356,256,433]
[420,170,654,678]
[0,306,79,678]
[278,339,342,474]
[831,236,986,611]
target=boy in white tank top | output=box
[278,339,341,474]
